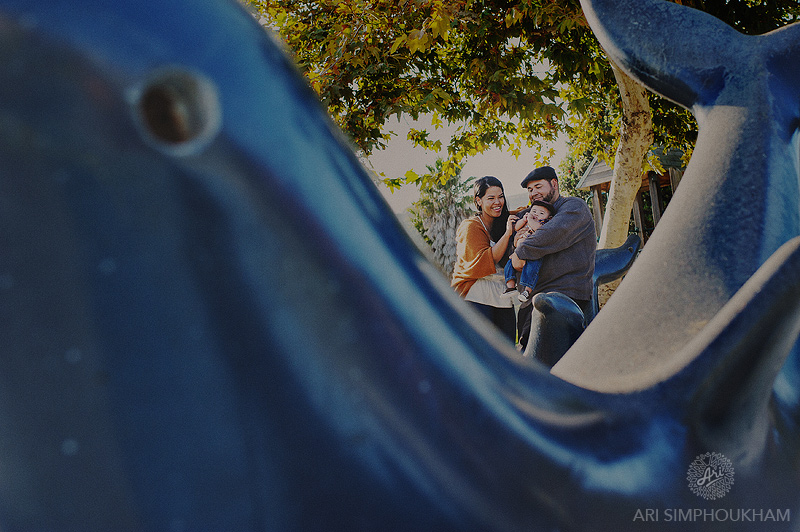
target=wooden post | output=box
[669,167,683,192]
[648,172,662,226]
[633,190,647,244]
[591,186,604,238]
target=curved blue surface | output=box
[0,0,799,530]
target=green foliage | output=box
[407,159,474,276]
[558,149,594,201]
[561,0,796,174]
[248,0,797,192]
[248,0,593,188]
[674,0,799,33]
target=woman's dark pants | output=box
[468,302,517,343]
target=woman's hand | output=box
[506,215,518,234]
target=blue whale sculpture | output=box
[0,0,798,531]
[523,234,642,367]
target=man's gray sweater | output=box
[514,196,597,302]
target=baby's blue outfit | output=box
[504,256,542,292]
[505,217,550,293]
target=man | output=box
[510,166,596,350]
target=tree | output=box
[408,159,473,277]
[580,3,800,234]
[599,64,653,249]
[589,64,654,305]
[247,0,600,189]
[577,0,797,305]
[249,0,798,253]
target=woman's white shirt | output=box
[464,268,514,308]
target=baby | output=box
[504,200,556,305]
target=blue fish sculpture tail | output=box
[558,0,800,392]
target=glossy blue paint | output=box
[0,0,798,530]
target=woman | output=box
[451,176,518,341]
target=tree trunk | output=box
[596,62,653,307]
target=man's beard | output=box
[532,189,557,204]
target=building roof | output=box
[576,149,685,191]
[576,156,613,191]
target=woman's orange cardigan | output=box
[451,216,498,297]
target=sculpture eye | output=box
[130,67,221,156]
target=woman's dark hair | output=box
[473,175,511,247]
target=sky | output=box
[363,114,568,214]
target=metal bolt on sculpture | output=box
[0,0,798,530]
